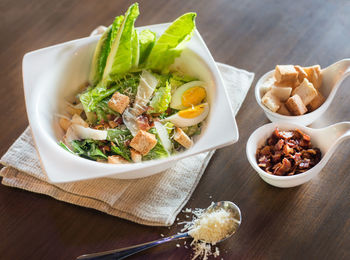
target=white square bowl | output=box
[22,23,239,183]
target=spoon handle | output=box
[76,233,190,260]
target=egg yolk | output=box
[178,104,205,118]
[181,87,206,107]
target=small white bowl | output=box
[255,70,328,126]
[246,122,326,188]
[255,59,350,126]
[22,23,238,183]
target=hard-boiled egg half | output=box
[165,103,209,127]
[166,81,209,127]
[170,81,207,110]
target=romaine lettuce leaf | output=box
[89,16,124,86]
[80,73,140,113]
[110,16,125,46]
[96,99,118,123]
[131,29,139,68]
[138,29,156,64]
[107,128,133,161]
[148,81,171,113]
[164,122,174,135]
[71,139,108,161]
[106,128,132,142]
[103,3,140,79]
[145,13,196,73]
[59,141,74,154]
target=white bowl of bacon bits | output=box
[246,122,323,188]
[256,64,325,126]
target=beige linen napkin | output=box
[0,63,254,226]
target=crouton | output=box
[270,86,292,102]
[108,155,129,164]
[130,130,157,155]
[307,91,325,111]
[294,65,308,82]
[303,65,322,89]
[292,78,317,105]
[260,77,275,95]
[286,95,308,115]
[277,103,292,116]
[71,114,89,127]
[59,117,71,131]
[108,92,130,114]
[174,127,193,149]
[66,103,83,116]
[261,90,281,112]
[130,148,142,163]
[274,65,298,84]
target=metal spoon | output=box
[76,201,242,260]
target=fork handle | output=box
[76,233,190,260]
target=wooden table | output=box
[1,0,349,259]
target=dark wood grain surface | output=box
[1,0,350,259]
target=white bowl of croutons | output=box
[255,64,326,126]
[256,60,350,126]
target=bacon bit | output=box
[299,159,310,169]
[165,107,172,116]
[273,128,281,138]
[109,120,119,128]
[102,145,110,153]
[272,150,283,162]
[94,124,105,130]
[274,158,292,176]
[116,117,123,125]
[274,139,284,150]
[260,146,272,155]
[283,144,294,155]
[296,129,311,141]
[299,139,310,148]
[256,128,321,176]
[267,137,277,146]
[137,115,151,131]
[294,152,302,165]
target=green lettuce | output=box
[80,73,140,113]
[181,123,201,136]
[143,128,169,161]
[59,141,74,154]
[107,128,132,161]
[95,99,118,123]
[131,29,139,68]
[103,3,140,79]
[138,29,156,64]
[164,122,174,135]
[148,81,171,113]
[71,139,108,161]
[145,13,196,73]
[89,15,124,86]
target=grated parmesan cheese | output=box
[177,203,238,260]
[188,208,235,244]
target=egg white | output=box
[170,81,207,110]
[165,103,209,127]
